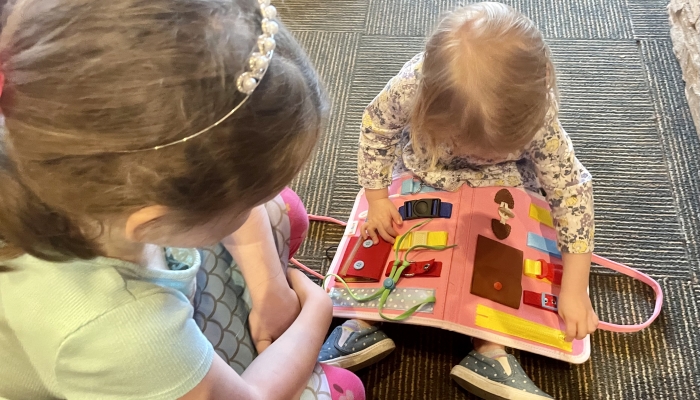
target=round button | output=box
[493,282,503,291]
[353,260,365,270]
[383,278,396,290]
[362,239,374,248]
[414,200,430,215]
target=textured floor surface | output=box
[281,1,700,399]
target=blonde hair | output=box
[411,2,557,163]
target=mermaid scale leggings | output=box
[193,188,365,400]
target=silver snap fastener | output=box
[362,239,374,248]
[353,260,365,270]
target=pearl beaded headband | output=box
[116,0,279,153]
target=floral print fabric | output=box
[357,53,594,253]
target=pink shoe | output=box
[320,364,366,400]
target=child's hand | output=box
[248,282,302,354]
[557,289,599,342]
[249,269,333,354]
[361,197,403,244]
[287,268,332,310]
[559,252,598,342]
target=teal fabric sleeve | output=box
[54,291,214,400]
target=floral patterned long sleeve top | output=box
[357,53,594,254]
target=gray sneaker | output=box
[317,320,396,372]
[450,350,553,400]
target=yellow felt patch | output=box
[427,231,448,246]
[475,304,572,352]
[394,232,413,251]
[529,203,554,228]
[394,230,449,250]
[523,259,542,279]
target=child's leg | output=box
[318,319,395,372]
[263,187,309,268]
[450,342,553,400]
[195,189,364,398]
[194,243,256,374]
[404,166,552,398]
[194,192,293,365]
[278,186,309,258]
[473,338,507,355]
[453,159,551,399]
[299,363,366,400]
[192,191,302,375]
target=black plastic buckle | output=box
[402,198,441,220]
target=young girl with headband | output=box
[0,0,364,399]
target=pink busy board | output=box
[325,174,663,364]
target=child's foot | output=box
[318,320,395,372]
[450,350,553,400]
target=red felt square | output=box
[384,259,443,278]
[338,236,393,282]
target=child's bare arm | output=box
[559,252,599,342]
[180,269,333,400]
[222,204,301,353]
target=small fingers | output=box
[366,225,379,244]
[360,222,370,240]
[575,320,588,340]
[376,225,395,244]
[563,318,576,342]
[390,207,404,226]
[384,222,398,238]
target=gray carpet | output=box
[280,1,700,399]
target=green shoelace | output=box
[324,219,456,321]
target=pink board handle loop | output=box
[591,254,664,333]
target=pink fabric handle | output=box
[591,254,664,333]
[309,214,348,226]
[289,215,347,280]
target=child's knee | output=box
[279,187,309,257]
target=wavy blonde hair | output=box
[411,2,557,163]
